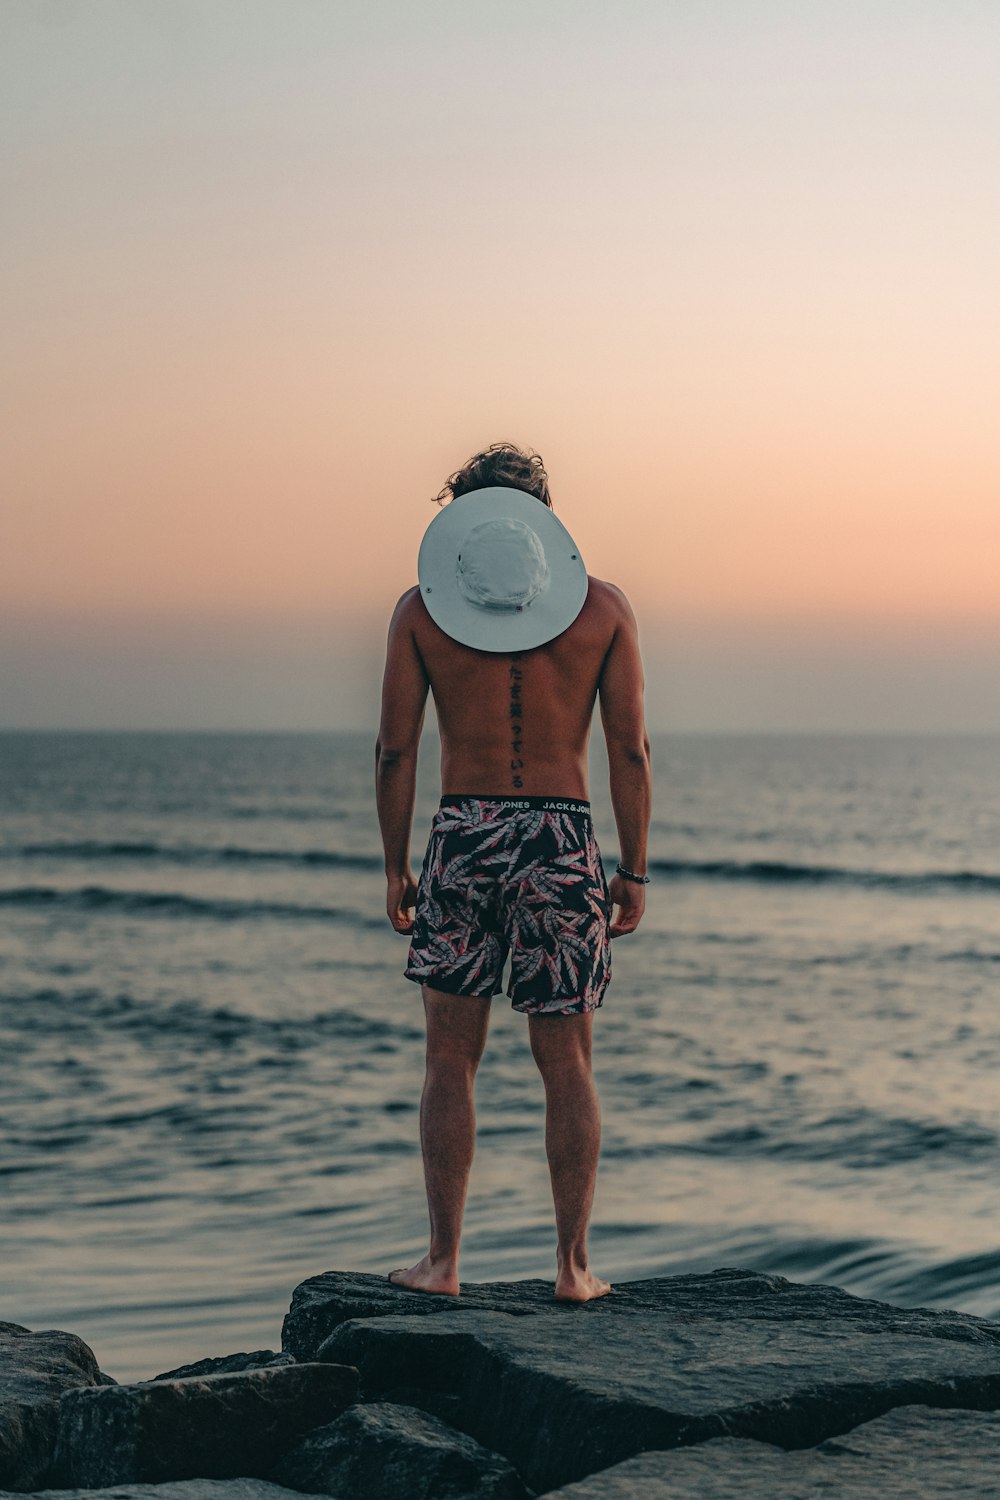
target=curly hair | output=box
[433,442,552,509]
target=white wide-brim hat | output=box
[417,486,588,652]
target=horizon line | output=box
[3,726,1000,739]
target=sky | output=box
[3,0,998,731]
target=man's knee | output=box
[425,1032,482,1080]
[528,1012,593,1077]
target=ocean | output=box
[1,730,998,1382]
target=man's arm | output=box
[376,589,430,934]
[597,586,652,938]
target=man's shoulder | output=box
[390,585,424,623]
[586,577,634,620]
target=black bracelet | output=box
[615,862,650,885]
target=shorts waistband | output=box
[439,794,592,817]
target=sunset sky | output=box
[3,0,998,731]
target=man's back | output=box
[396,576,635,800]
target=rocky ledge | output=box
[3,1267,1000,1497]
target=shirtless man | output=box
[375,443,652,1303]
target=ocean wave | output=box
[10,841,1000,893]
[0,885,385,925]
[688,1107,998,1168]
[717,1233,1000,1321]
[8,841,381,871]
[884,1245,1000,1315]
[648,858,1000,893]
[3,986,423,1044]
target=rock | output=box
[10,1270,999,1496]
[54,1362,359,1488]
[538,1405,1000,1497]
[282,1267,1000,1364]
[151,1352,293,1381]
[318,1289,1000,1492]
[270,1401,529,1499]
[0,1483,324,1500]
[0,1319,107,1491]
[283,1271,555,1360]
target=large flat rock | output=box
[0,1484,324,1500]
[540,1405,1000,1497]
[323,1303,1000,1493]
[0,1321,107,1491]
[283,1267,1000,1363]
[54,1362,358,1488]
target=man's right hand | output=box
[386,872,419,934]
[607,872,645,938]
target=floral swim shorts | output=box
[404,795,612,1015]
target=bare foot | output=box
[554,1264,613,1302]
[387,1253,460,1296]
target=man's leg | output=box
[388,984,492,1295]
[527,1011,612,1302]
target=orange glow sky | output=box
[3,1,999,730]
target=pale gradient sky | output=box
[3,0,998,730]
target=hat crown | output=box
[456,517,550,612]
[416,485,587,651]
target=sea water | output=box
[1,730,998,1380]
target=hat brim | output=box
[417,487,589,652]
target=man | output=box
[375,442,651,1303]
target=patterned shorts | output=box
[404,795,612,1015]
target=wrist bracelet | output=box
[615,862,650,885]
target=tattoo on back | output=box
[508,653,524,789]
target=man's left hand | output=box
[386,872,419,934]
[607,872,645,938]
